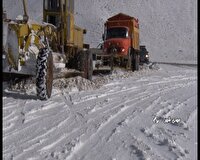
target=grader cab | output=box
[43,0,92,80]
[43,0,84,52]
[3,0,93,100]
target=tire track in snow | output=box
[133,83,197,159]
[3,109,16,121]
[141,128,186,159]
[71,74,195,106]
[3,99,27,134]
[3,101,66,139]
[3,99,72,159]
[104,79,195,122]
[14,119,75,160]
[72,85,140,105]
[63,74,196,159]
[3,64,196,159]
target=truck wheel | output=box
[135,53,140,71]
[87,50,93,80]
[78,50,93,80]
[131,51,139,71]
[36,48,53,100]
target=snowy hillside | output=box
[3,0,197,63]
[75,0,197,63]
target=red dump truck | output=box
[92,13,140,71]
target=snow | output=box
[74,0,197,63]
[3,0,197,63]
[3,0,197,160]
[3,64,197,160]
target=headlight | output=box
[121,48,125,52]
[145,55,149,58]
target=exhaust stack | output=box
[22,0,29,22]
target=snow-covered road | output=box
[3,64,197,160]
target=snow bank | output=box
[4,62,159,94]
[53,76,98,92]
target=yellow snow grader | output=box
[3,0,92,100]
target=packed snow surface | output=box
[3,64,197,160]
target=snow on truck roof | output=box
[106,13,139,29]
[107,13,139,22]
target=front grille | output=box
[107,46,121,54]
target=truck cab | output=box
[100,13,140,71]
[103,26,131,56]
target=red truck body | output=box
[92,13,140,71]
[103,13,140,56]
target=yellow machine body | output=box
[3,0,88,76]
[43,0,86,56]
[3,19,56,73]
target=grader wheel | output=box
[36,48,53,100]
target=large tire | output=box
[87,50,93,80]
[135,52,140,71]
[77,50,93,80]
[131,50,140,71]
[36,48,53,100]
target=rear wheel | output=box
[36,48,53,100]
[135,52,140,71]
[80,50,93,80]
[87,50,93,80]
[131,50,140,71]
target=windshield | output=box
[106,27,128,39]
[44,0,60,10]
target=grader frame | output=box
[3,0,93,100]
